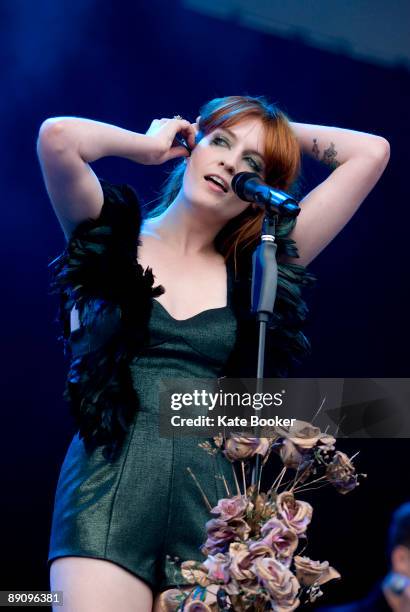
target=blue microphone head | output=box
[232,172,301,217]
[231,172,260,201]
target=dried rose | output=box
[276,491,313,535]
[228,542,255,581]
[203,553,231,583]
[252,556,301,611]
[223,436,272,461]
[201,519,235,555]
[248,540,277,560]
[183,603,213,612]
[260,518,298,566]
[156,588,184,612]
[228,518,251,541]
[282,420,334,450]
[317,434,336,452]
[201,538,226,557]
[277,439,314,472]
[254,492,275,520]
[294,555,341,586]
[210,495,248,521]
[181,560,211,587]
[325,451,358,494]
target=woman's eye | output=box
[212,136,262,173]
[246,157,262,172]
[212,136,228,145]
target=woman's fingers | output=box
[142,116,199,164]
[166,145,191,160]
[169,118,198,152]
[171,118,191,128]
[158,117,199,150]
[188,123,199,149]
[180,121,199,150]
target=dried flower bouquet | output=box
[159,420,365,611]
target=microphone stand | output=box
[250,208,279,494]
[230,172,300,499]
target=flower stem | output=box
[221,474,231,497]
[293,474,328,493]
[293,482,330,494]
[257,460,264,496]
[212,455,231,498]
[231,463,242,496]
[241,461,247,496]
[187,467,212,511]
[289,464,310,492]
[268,466,287,496]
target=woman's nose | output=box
[219,159,235,176]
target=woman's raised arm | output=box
[36,116,196,240]
[281,121,390,267]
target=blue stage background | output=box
[1,1,408,607]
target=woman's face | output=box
[182,117,267,223]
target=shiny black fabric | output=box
[48,289,239,592]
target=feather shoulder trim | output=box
[48,178,164,461]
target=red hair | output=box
[149,95,302,277]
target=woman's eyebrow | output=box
[218,128,266,164]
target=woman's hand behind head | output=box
[141,117,198,165]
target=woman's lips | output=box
[203,177,226,194]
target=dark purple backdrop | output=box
[1,1,408,608]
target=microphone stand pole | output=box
[250,208,279,494]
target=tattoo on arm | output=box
[323,142,341,169]
[311,138,341,170]
[312,138,320,160]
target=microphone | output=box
[231,172,300,218]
